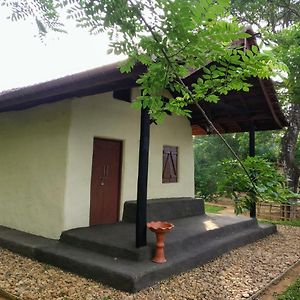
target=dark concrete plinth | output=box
[0,213,276,293]
[122,197,205,223]
[60,223,153,261]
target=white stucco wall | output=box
[0,101,71,239]
[0,90,194,238]
[64,91,194,231]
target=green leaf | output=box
[131,100,142,109]
[206,94,219,102]
[251,45,259,54]
[119,57,136,73]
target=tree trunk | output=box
[280,103,300,194]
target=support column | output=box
[249,124,255,158]
[249,124,256,218]
[136,108,150,248]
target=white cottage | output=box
[0,60,286,241]
[0,64,196,239]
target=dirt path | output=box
[219,205,235,215]
[257,262,300,300]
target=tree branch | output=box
[128,0,264,199]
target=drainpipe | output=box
[136,107,150,247]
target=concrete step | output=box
[60,214,258,261]
[122,197,205,223]
[0,226,56,259]
[60,222,154,261]
[35,223,276,292]
[0,220,276,292]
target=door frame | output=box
[89,137,123,225]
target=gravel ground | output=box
[0,225,299,300]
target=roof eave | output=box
[0,62,146,112]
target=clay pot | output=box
[147,221,174,263]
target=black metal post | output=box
[249,124,256,218]
[249,125,255,158]
[136,108,150,248]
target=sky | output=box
[0,8,124,92]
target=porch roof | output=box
[187,76,288,135]
[0,60,287,134]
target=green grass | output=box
[205,203,226,214]
[277,277,300,300]
[259,219,300,227]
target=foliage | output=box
[230,0,300,194]
[231,0,300,33]
[274,23,300,193]
[0,0,283,122]
[236,131,283,162]
[217,156,294,214]
[277,276,300,300]
[205,203,226,214]
[194,131,283,198]
[274,24,300,104]
[194,134,240,198]
[231,1,300,104]
[296,138,300,166]
[0,0,66,38]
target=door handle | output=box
[104,165,109,177]
[100,178,105,186]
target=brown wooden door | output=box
[90,138,122,225]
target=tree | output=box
[1,0,288,211]
[1,0,281,122]
[217,156,294,214]
[231,0,300,193]
[194,134,240,198]
[236,131,282,162]
[275,24,300,193]
[0,1,66,37]
[231,0,299,33]
[194,131,282,198]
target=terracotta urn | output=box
[147,221,174,263]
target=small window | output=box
[162,146,178,183]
